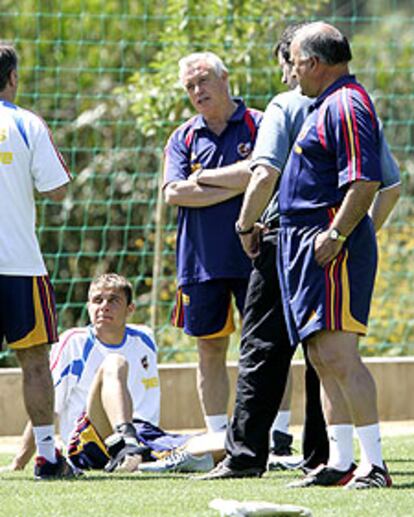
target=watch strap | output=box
[235,221,254,235]
[329,228,346,242]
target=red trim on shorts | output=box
[170,289,184,328]
[324,266,332,330]
[36,276,57,343]
[333,252,343,329]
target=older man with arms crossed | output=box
[164,52,261,433]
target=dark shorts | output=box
[67,413,110,470]
[67,414,191,470]
[132,418,190,460]
[171,278,248,338]
[278,212,377,345]
[0,275,58,350]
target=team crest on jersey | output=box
[237,141,252,158]
[191,162,202,174]
[190,152,202,174]
[141,355,149,370]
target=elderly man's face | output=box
[182,61,229,118]
[290,39,317,97]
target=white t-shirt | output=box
[50,324,160,445]
[0,99,71,275]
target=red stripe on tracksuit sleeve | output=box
[347,90,362,180]
[338,93,353,182]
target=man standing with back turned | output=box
[163,52,261,433]
[277,22,392,489]
[0,43,72,479]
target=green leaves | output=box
[117,0,330,139]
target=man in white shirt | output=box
[0,43,71,479]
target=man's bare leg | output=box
[16,345,56,463]
[86,354,144,471]
[306,341,353,470]
[307,330,384,471]
[197,336,229,432]
[184,431,226,464]
[307,330,378,425]
[87,354,133,438]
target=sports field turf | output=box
[0,433,413,517]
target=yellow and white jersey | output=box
[0,99,71,275]
[50,324,160,445]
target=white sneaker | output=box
[138,449,214,473]
[267,453,303,471]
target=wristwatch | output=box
[328,228,346,243]
[235,221,254,235]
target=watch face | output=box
[330,229,339,240]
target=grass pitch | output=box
[0,434,413,517]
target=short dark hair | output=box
[89,273,133,305]
[0,43,18,91]
[273,23,308,62]
[298,27,352,65]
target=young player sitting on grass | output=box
[3,273,226,475]
[2,274,196,474]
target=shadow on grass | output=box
[391,482,414,489]
[0,473,190,482]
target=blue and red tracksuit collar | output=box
[309,74,358,111]
[189,97,247,130]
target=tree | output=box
[115,0,330,355]
[349,13,414,354]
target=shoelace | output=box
[208,459,226,474]
[162,449,189,467]
[361,471,388,488]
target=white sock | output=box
[205,414,228,433]
[355,423,384,471]
[327,424,354,470]
[271,411,291,435]
[33,425,56,463]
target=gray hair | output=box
[294,22,352,65]
[178,51,228,85]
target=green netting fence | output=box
[0,0,412,363]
